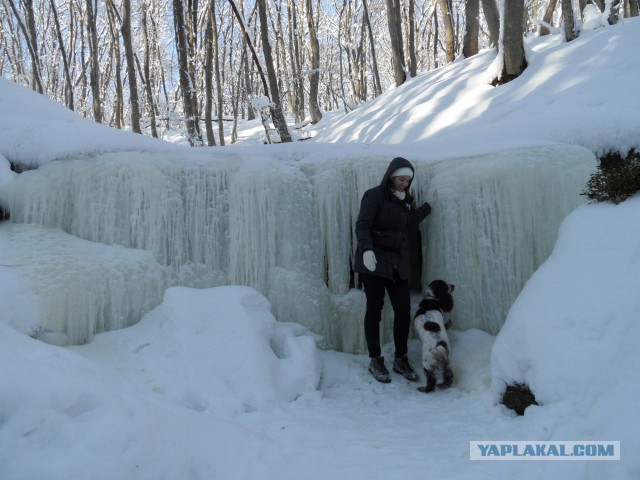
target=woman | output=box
[354,157,432,383]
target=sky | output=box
[1,17,639,480]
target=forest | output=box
[1,0,638,146]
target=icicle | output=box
[3,145,595,351]
[0,223,167,345]
[421,145,595,334]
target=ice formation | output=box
[2,144,595,351]
[0,223,167,344]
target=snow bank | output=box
[491,194,640,477]
[312,18,640,159]
[69,286,322,413]
[0,78,177,168]
[0,285,320,479]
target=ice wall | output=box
[420,148,595,334]
[2,145,595,351]
[0,223,167,345]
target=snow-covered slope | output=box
[312,18,640,160]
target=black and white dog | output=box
[414,280,455,393]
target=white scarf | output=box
[393,190,406,201]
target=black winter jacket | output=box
[354,157,431,281]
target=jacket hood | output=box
[380,157,415,188]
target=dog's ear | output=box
[448,284,455,293]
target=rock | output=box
[502,383,538,415]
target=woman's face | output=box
[392,175,412,191]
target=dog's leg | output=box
[418,369,437,393]
[442,367,453,389]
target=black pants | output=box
[361,271,411,359]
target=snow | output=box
[312,19,640,159]
[1,18,640,480]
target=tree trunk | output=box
[172,0,202,145]
[407,0,417,78]
[228,0,270,98]
[494,0,527,85]
[463,0,480,57]
[105,0,124,128]
[608,0,622,23]
[306,0,322,123]
[204,1,217,146]
[6,0,44,93]
[362,0,382,96]
[122,0,142,133]
[438,0,455,63]
[561,0,577,41]
[433,8,439,69]
[85,0,103,123]
[213,0,225,146]
[481,0,500,46]
[539,0,558,36]
[385,0,406,86]
[337,3,349,109]
[50,0,74,109]
[257,0,291,142]
[141,1,158,138]
[23,0,42,93]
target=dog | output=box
[414,280,455,393]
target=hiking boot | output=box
[393,355,419,382]
[369,356,391,383]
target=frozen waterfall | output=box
[1,145,595,351]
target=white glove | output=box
[363,250,377,272]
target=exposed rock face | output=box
[502,383,538,415]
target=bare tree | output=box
[362,0,382,96]
[407,0,417,78]
[463,0,480,57]
[257,0,291,142]
[214,0,225,145]
[85,0,103,123]
[432,7,439,68]
[481,0,500,45]
[204,0,218,146]
[608,0,622,23]
[172,0,203,145]
[539,0,558,36]
[6,0,44,93]
[122,0,142,133]
[141,0,158,137]
[306,0,322,123]
[438,0,455,63]
[286,0,304,121]
[561,0,577,41]
[385,0,406,86]
[49,0,74,109]
[105,0,124,128]
[229,0,269,98]
[493,0,527,85]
